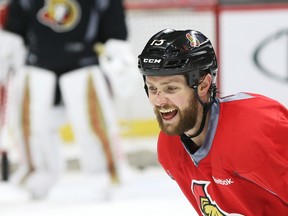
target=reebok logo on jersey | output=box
[212,176,234,185]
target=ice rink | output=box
[1,168,197,216]
[0,138,198,216]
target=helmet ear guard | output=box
[143,76,149,97]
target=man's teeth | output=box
[159,108,175,113]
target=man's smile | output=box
[158,108,178,121]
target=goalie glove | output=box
[96,39,140,99]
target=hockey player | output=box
[3,0,128,105]
[138,29,288,215]
[2,0,129,199]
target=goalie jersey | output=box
[4,0,127,72]
[3,0,127,104]
[158,92,288,215]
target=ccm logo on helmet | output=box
[143,58,161,63]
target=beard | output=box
[154,94,199,136]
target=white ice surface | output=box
[0,167,198,216]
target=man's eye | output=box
[148,86,157,93]
[166,86,177,92]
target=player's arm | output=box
[3,0,29,43]
[269,103,288,204]
[241,103,288,205]
[97,0,128,43]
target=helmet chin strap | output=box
[183,87,214,138]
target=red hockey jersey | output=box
[158,92,288,215]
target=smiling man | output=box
[146,75,199,136]
[137,29,288,215]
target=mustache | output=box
[155,104,177,111]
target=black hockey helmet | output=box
[138,29,218,89]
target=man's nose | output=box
[154,91,167,106]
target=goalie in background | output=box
[2,0,132,199]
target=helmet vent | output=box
[147,48,163,53]
[170,48,181,53]
[164,59,188,69]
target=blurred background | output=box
[0,0,287,215]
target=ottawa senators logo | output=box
[186,33,200,47]
[37,0,81,32]
[192,180,243,216]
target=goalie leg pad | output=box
[60,66,121,183]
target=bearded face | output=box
[154,93,199,135]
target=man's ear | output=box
[198,74,212,97]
